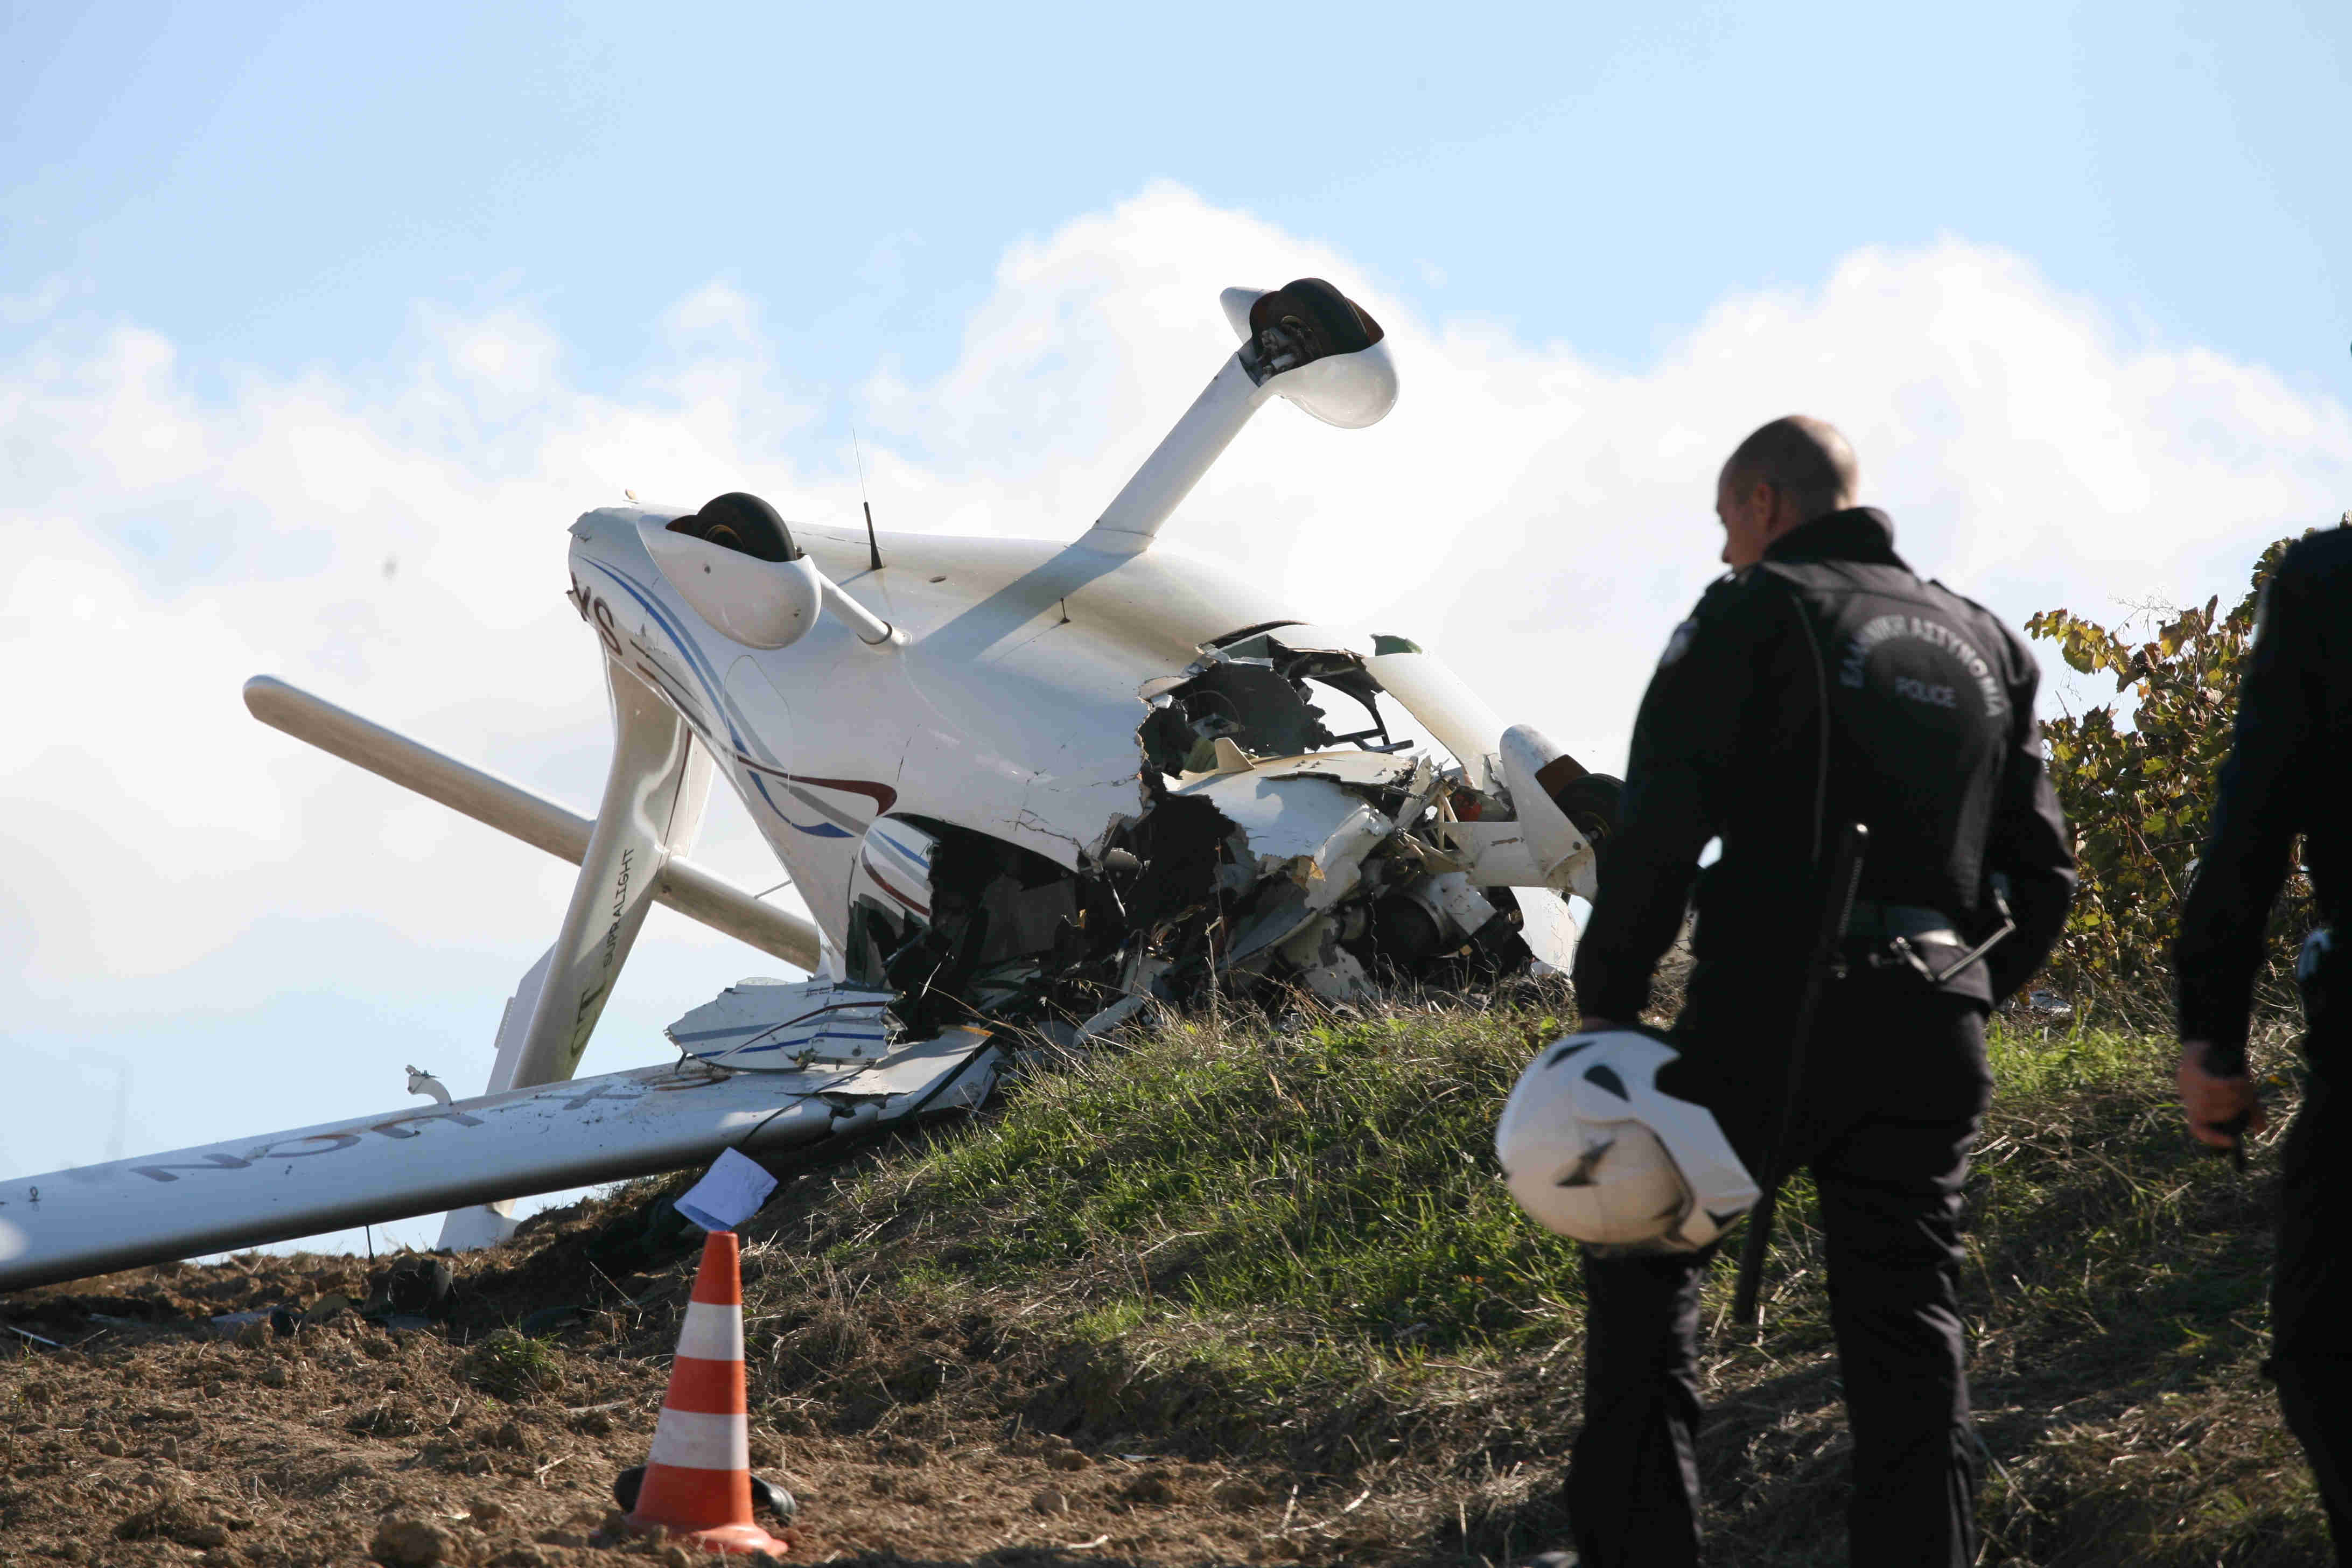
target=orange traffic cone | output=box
[624,1230,793,1557]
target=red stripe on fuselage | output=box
[733,757,898,814]
[863,864,930,916]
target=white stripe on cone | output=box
[674,1300,744,1362]
[647,1407,751,1472]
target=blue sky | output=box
[10,2,2345,410]
[3,1,2347,1251]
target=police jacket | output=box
[1571,507,2077,1020]
[2175,526,2352,1074]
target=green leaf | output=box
[2028,537,2315,1000]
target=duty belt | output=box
[1844,897,2013,985]
[1845,900,1962,947]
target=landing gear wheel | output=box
[1552,773,1622,849]
[1247,278,1384,363]
[666,491,801,563]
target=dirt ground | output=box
[0,1216,1364,1568]
[10,999,2325,1568]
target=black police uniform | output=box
[2174,525,2352,1558]
[1564,507,2076,1567]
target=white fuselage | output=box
[568,507,1300,961]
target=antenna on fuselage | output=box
[852,428,884,572]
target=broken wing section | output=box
[667,978,897,1069]
[0,1035,999,1294]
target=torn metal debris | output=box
[758,619,1614,1054]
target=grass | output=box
[683,988,2333,1564]
[852,997,1587,1353]
[459,1327,568,1401]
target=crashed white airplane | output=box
[0,279,1619,1292]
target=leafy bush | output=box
[2026,532,2322,1016]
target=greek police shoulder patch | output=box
[1657,618,1699,669]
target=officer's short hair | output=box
[1723,416,1858,522]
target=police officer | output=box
[1555,416,2076,1567]
[2174,521,2352,1559]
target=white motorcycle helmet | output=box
[1494,1027,1760,1252]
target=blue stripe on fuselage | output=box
[584,556,854,841]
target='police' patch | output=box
[1657,618,1698,669]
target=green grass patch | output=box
[842,1003,1590,1357]
[459,1327,566,1401]
[705,996,2332,1563]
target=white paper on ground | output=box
[674,1147,780,1232]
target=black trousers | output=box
[1564,965,1992,1567]
[2270,1070,2352,1560]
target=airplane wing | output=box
[0,1030,998,1294]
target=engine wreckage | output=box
[0,278,1617,1292]
[680,618,1614,1063]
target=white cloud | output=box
[4,184,2346,1185]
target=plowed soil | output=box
[0,1206,1348,1568]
